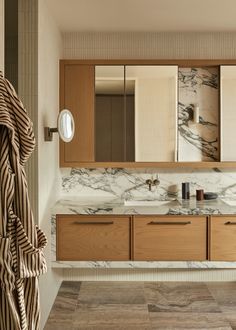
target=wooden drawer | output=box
[133,216,207,261]
[210,216,236,261]
[56,215,131,261]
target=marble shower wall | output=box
[61,168,236,200]
[178,67,219,161]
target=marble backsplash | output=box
[60,167,236,200]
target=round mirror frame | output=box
[58,109,75,143]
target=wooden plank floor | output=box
[44,281,236,329]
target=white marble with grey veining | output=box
[178,67,219,161]
[61,167,236,199]
[52,196,236,216]
[51,260,236,269]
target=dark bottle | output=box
[182,182,190,199]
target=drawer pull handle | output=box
[148,221,191,225]
[225,221,236,225]
[73,221,114,225]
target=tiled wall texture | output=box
[63,32,236,59]
[38,0,63,327]
[18,1,63,328]
[18,0,39,221]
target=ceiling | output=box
[47,0,236,33]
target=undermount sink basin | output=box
[124,200,174,207]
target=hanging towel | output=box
[0,71,47,330]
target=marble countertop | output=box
[51,197,236,269]
[51,196,236,216]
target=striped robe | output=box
[0,71,47,330]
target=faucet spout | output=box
[146,177,160,192]
[146,179,152,191]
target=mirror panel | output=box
[95,66,134,161]
[95,65,178,162]
[221,66,236,161]
[126,65,178,161]
[178,67,219,162]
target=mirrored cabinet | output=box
[95,65,178,162]
[59,60,236,168]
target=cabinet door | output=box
[60,64,95,165]
[210,216,236,261]
[57,215,131,261]
[133,216,207,261]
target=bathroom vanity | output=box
[54,59,236,268]
[51,198,236,268]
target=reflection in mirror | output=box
[95,66,135,161]
[58,109,75,142]
[178,67,219,161]
[126,66,178,161]
[221,66,236,161]
[95,65,178,162]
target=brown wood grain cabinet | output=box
[210,216,236,261]
[56,214,236,262]
[60,64,95,166]
[56,215,131,261]
[133,216,207,261]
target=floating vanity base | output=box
[51,198,236,269]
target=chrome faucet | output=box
[146,177,160,191]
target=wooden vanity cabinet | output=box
[56,214,236,262]
[56,215,131,261]
[133,216,207,261]
[210,216,236,261]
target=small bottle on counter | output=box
[196,189,204,201]
[182,182,190,199]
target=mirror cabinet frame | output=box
[60,59,236,168]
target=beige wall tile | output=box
[63,32,236,60]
